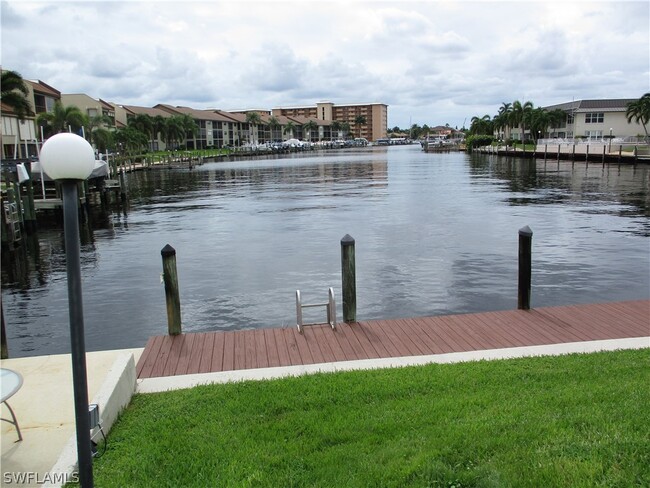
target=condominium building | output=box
[1,78,61,159]
[505,98,645,141]
[272,102,388,141]
[2,66,390,156]
[61,94,116,128]
[542,99,642,140]
[155,104,260,149]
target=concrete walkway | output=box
[1,348,142,487]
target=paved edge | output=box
[136,336,650,394]
[42,353,137,488]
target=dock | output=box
[136,299,649,380]
[474,143,649,164]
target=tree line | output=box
[468,101,566,142]
[387,123,460,140]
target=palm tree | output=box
[498,102,512,115]
[164,117,185,149]
[83,113,113,152]
[625,93,650,143]
[495,102,512,139]
[91,128,113,154]
[267,115,281,141]
[245,112,262,144]
[331,121,341,140]
[128,113,154,150]
[303,119,318,142]
[492,113,507,140]
[510,100,534,144]
[1,70,32,120]
[340,122,351,139]
[87,113,112,133]
[152,115,167,150]
[546,109,567,138]
[178,114,198,148]
[114,126,148,155]
[526,107,550,142]
[283,121,295,139]
[469,115,492,135]
[37,101,86,137]
[354,115,367,138]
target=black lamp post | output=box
[40,133,95,488]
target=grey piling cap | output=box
[341,234,355,246]
[161,244,176,257]
[518,225,533,237]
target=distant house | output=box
[429,125,454,138]
[507,98,646,141]
[542,99,643,141]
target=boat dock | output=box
[474,143,649,164]
[136,299,649,380]
[2,300,647,484]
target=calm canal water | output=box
[2,145,649,357]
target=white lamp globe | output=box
[40,133,95,180]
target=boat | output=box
[30,159,109,181]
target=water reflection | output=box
[469,154,650,220]
[2,146,648,357]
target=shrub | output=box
[466,135,494,149]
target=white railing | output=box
[538,137,648,146]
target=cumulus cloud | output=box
[1,0,648,129]
[0,1,24,29]
[240,44,305,92]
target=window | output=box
[3,116,17,135]
[585,113,604,124]
[585,130,602,139]
[34,94,47,113]
[567,114,574,124]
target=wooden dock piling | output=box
[22,163,37,233]
[1,298,8,359]
[341,234,357,323]
[518,226,533,310]
[161,244,182,335]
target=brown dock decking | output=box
[136,300,649,379]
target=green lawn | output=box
[81,349,649,487]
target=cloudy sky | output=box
[1,0,648,129]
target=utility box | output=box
[88,404,100,430]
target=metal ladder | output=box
[3,202,22,243]
[296,287,337,333]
